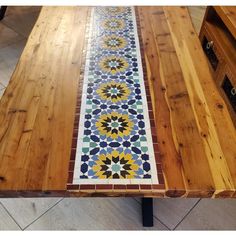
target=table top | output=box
[0,6,235,198]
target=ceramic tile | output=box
[5,6,41,17]
[0,22,24,48]
[0,39,26,87]
[0,203,21,230]
[176,199,236,230]
[0,86,5,99]
[153,198,200,230]
[72,7,159,184]
[25,198,168,230]
[0,198,62,229]
[135,198,200,230]
[2,10,40,37]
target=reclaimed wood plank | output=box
[146,6,219,196]
[137,7,186,197]
[0,7,89,191]
[164,6,236,197]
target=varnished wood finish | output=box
[0,6,235,198]
[163,6,236,197]
[214,6,236,39]
[0,7,90,192]
[199,6,236,127]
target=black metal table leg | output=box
[142,198,153,227]
[0,6,7,20]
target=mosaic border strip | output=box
[67,7,165,192]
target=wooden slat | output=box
[138,6,221,197]
[0,7,89,191]
[137,7,186,197]
[163,6,236,197]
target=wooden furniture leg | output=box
[142,198,153,227]
[0,6,7,20]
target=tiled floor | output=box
[0,6,236,231]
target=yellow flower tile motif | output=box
[96,111,133,139]
[92,150,139,179]
[101,18,125,31]
[99,56,129,75]
[101,35,127,50]
[103,7,126,16]
[97,81,130,103]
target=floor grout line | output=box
[22,197,64,231]
[0,36,27,51]
[133,197,171,230]
[0,83,6,89]
[0,202,23,230]
[1,20,31,39]
[173,198,202,230]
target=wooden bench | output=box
[0,6,235,226]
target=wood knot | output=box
[179,143,184,147]
[216,103,224,109]
[161,86,166,92]
[0,176,6,182]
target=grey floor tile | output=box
[26,198,168,230]
[152,198,200,230]
[0,203,21,230]
[176,199,236,230]
[5,6,41,17]
[2,10,40,37]
[0,198,62,229]
[0,22,24,48]
[0,86,6,99]
[0,39,26,87]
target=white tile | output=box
[26,198,168,230]
[153,198,200,229]
[0,203,21,230]
[0,39,26,87]
[0,86,6,99]
[176,199,236,230]
[0,198,62,229]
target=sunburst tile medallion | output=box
[72,6,159,184]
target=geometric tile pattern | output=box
[71,6,159,185]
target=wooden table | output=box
[0,6,236,202]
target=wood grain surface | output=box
[214,6,236,39]
[0,7,90,193]
[0,6,235,198]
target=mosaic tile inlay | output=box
[72,6,159,184]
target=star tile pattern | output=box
[71,7,159,185]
